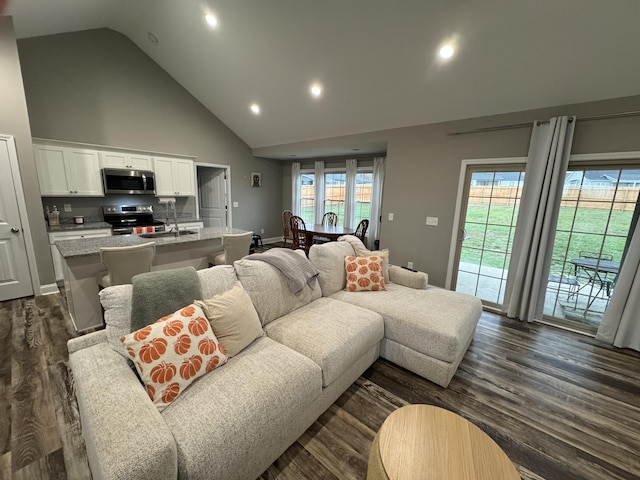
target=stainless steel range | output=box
[103,205,166,235]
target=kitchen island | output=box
[56,227,248,332]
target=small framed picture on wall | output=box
[251,172,262,188]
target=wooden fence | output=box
[301,184,371,208]
[469,186,639,211]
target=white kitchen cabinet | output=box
[49,229,112,281]
[100,151,153,170]
[154,157,195,196]
[35,144,104,196]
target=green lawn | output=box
[461,203,633,274]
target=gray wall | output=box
[0,17,53,286]
[280,95,640,287]
[17,28,283,280]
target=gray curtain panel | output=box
[596,221,640,351]
[504,116,576,322]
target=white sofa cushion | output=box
[162,336,322,480]
[234,257,322,326]
[308,241,355,296]
[264,297,384,387]
[331,284,482,363]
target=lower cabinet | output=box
[49,229,112,281]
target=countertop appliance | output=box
[103,205,165,235]
[102,168,155,195]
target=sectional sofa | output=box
[68,239,482,479]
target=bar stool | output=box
[208,231,254,266]
[96,242,156,288]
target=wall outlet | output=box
[407,261,413,269]
[388,212,394,221]
[426,216,438,226]
[64,204,72,212]
[260,228,264,234]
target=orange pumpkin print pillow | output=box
[344,255,386,292]
[120,303,227,411]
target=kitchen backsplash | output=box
[41,194,197,225]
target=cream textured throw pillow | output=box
[195,282,264,357]
[353,245,389,282]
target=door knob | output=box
[11,227,20,233]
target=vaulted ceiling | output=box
[6,0,640,155]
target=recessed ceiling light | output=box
[250,104,261,115]
[205,13,218,28]
[439,44,455,60]
[310,83,323,98]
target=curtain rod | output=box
[447,109,640,136]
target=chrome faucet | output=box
[165,200,180,236]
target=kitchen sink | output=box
[139,230,198,238]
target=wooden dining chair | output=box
[282,210,293,246]
[322,212,338,226]
[290,215,310,254]
[355,219,369,242]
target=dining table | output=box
[569,257,620,310]
[305,224,355,245]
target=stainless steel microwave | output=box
[102,169,155,195]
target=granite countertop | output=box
[55,227,247,259]
[47,221,112,232]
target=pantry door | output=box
[0,137,33,301]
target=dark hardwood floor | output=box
[2,284,640,479]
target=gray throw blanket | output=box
[248,248,319,293]
[130,266,203,332]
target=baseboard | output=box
[260,236,283,245]
[40,283,60,295]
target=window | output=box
[297,166,373,227]
[354,172,372,226]
[300,173,315,224]
[324,172,346,224]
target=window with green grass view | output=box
[455,169,525,306]
[300,173,315,224]
[325,173,346,223]
[544,167,640,330]
[299,168,373,228]
[354,172,373,227]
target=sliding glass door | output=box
[544,165,640,331]
[452,164,525,309]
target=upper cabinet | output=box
[100,152,153,171]
[33,140,196,198]
[35,144,104,197]
[154,157,195,196]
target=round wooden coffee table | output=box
[367,405,519,480]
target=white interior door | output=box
[0,138,33,301]
[198,167,227,227]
